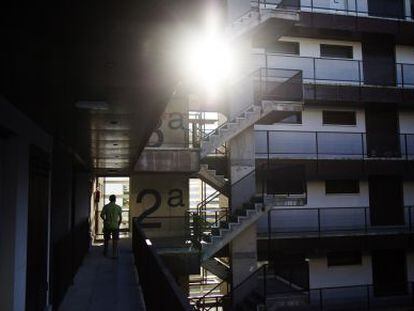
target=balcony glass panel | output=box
[268,131,317,156]
[266,55,315,79]
[315,58,360,83]
[317,132,363,158]
[406,135,414,158]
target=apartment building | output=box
[133,0,414,310]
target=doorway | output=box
[365,104,400,158]
[362,35,396,86]
[369,176,404,226]
[372,250,407,296]
[93,177,130,241]
[26,146,50,311]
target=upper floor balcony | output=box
[255,129,414,160]
[257,205,414,239]
[253,53,414,89]
[255,0,414,22]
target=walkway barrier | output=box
[132,218,192,311]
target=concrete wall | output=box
[130,173,189,239]
[147,97,188,148]
[0,97,51,311]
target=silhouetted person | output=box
[100,194,122,258]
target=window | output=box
[322,110,356,126]
[325,180,360,194]
[320,44,353,59]
[327,251,362,267]
[266,41,300,55]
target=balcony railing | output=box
[132,218,192,311]
[253,53,414,88]
[255,130,414,160]
[253,0,414,21]
[265,283,414,310]
[257,206,414,237]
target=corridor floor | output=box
[59,239,146,311]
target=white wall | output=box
[399,111,414,133]
[255,106,365,132]
[403,182,414,205]
[396,46,414,64]
[307,180,369,208]
[309,254,372,288]
[279,36,363,60]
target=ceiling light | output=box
[75,101,108,110]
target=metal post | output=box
[263,265,267,304]
[401,64,405,88]
[364,207,368,233]
[366,285,370,310]
[358,60,362,87]
[268,210,271,261]
[267,130,270,168]
[316,132,319,160]
[318,208,321,234]
[319,289,323,311]
[405,134,409,160]
[361,133,365,160]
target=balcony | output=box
[253,53,414,88]
[257,205,414,238]
[255,130,414,160]
[255,0,414,21]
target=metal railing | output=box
[255,130,414,160]
[196,264,269,311]
[132,218,192,311]
[254,67,304,103]
[190,279,230,310]
[253,0,414,20]
[265,282,414,310]
[259,205,414,237]
[253,53,414,88]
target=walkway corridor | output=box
[59,239,146,311]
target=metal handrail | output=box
[204,264,268,311]
[252,0,413,20]
[196,190,221,214]
[203,67,303,141]
[266,205,414,236]
[190,279,229,311]
[253,53,414,88]
[255,130,414,160]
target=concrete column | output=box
[229,126,258,297]
[0,137,29,311]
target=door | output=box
[26,146,50,311]
[372,250,407,296]
[365,104,400,158]
[362,36,396,86]
[369,176,404,226]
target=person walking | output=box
[100,194,122,258]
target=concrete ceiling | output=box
[1,0,222,175]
